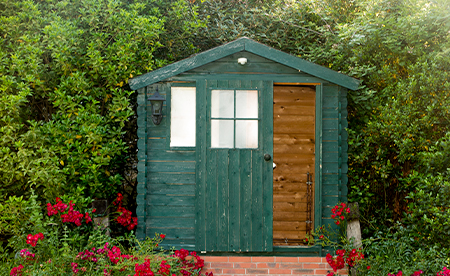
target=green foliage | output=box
[404,174,450,247]
[359,226,450,276]
[0,0,206,201]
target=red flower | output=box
[26,233,44,247]
[85,212,92,224]
[114,193,123,206]
[160,234,166,239]
[10,264,24,276]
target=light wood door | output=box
[273,85,315,246]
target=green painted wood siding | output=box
[135,50,350,254]
[137,83,196,250]
[320,84,348,235]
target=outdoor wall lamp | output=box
[148,87,166,125]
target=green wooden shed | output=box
[129,37,359,255]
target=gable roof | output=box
[129,37,360,91]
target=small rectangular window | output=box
[210,89,258,149]
[170,87,196,147]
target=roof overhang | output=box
[129,37,360,91]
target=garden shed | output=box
[129,37,359,257]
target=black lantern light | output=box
[148,86,166,125]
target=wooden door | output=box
[273,85,315,246]
[196,80,273,252]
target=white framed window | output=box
[210,89,258,148]
[170,87,196,147]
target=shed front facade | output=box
[130,37,359,256]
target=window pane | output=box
[236,90,258,118]
[211,90,234,118]
[211,120,234,148]
[235,120,258,148]
[170,87,196,147]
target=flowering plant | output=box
[331,202,351,226]
[325,248,364,276]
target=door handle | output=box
[264,154,271,161]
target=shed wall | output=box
[136,51,349,254]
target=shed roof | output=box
[129,37,360,91]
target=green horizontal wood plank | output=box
[160,243,195,251]
[147,150,195,161]
[147,128,167,138]
[341,130,348,140]
[341,163,348,174]
[323,184,339,196]
[137,116,146,127]
[341,175,348,185]
[323,162,339,173]
[322,108,339,119]
[322,218,340,232]
[147,173,195,184]
[341,142,348,151]
[323,174,339,185]
[170,73,324,83]
[147,218,195,228]
[323,141,339,152]
[190,60,302,75]
[137,162,145,173]
[212,51,273,63]
[323,151,338,161]
[147,228,195,240]
[323,96,339,108]
[137,127,146,137]
[148,206,195,218]
[322,85,339,97]
[137,175,146,185]
[323,119,339,130]
[137,183,146,194]
[322,196,339,207]
[147,161,195,173]
[137,139,146,152]
[147,138,166,149]
[243,38,359,90]
[217,79,229,88]
[341,185,348,197]
[137,216,145,240]
[147,183,195,195]
[137,107,147,117]
[147,195,195,206]
[136,204,145,217]
[323,129,338,141]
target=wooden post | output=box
[92,200,110,235]
[347,202,362,276]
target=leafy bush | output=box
[0,192,209,276]
[358,225,450,276]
